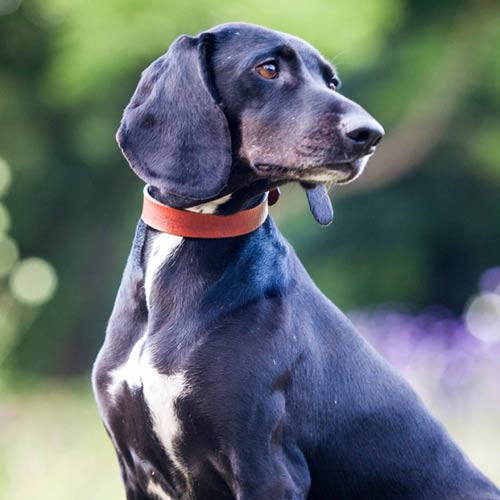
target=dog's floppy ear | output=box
[116,33,231,205]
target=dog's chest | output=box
[107,335,190,467]
[99,232,194,497]
[100,332,195,500]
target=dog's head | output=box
[117,22,383,223]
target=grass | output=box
[0,375,498,499]
[0,378,122,500]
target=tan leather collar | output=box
[142,186,270,238]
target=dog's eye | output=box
[329,77,340,91]
[256,62,279,80]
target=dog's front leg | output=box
[236,478,308,500]
[195,391,311,499]
[220,427,311,500]
[232,452,310,500]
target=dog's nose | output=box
[345,116,385,151]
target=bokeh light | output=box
[351,303,500,403]
[23,0,71,29]
[9,257,58,306]
[0,156,12,197]
[0,0,21,16]
[465,293,500,343]
[0,234,18,277]
[479,267,500,295]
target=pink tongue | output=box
[306,185,333,226]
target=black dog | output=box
[93,23,500,499]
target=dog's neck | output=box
[139,217,290,363]
[186,193,235,214]
[149,172,283,215]
[189,179,284,214]
[135,180,292,365]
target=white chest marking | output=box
[147,480,174,500]
[108,334,146,399]
[144,232,183,310]
[140,349,189,473]
[106,223,192,477]
[107,338,190,474]
[187,193,232,214]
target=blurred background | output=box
[1,0,499,497]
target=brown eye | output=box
[256,62,279,79]
[329,77,340,91]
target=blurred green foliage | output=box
[0,0,499,376]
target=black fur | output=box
[116,33,232,206]
[93,22,500,499]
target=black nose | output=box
[345,118,384,150]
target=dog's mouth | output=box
[252,154,373,227]
[300,155,372,226]
[253,154,371,185]
[309,155,372,185]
